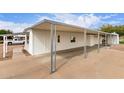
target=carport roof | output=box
[24,19,113,35]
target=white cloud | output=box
[36,15,52,22]
[34,13,119,29]
[101,14,117,19]
[107,20,121,25]
[38,13,117,29]
[118,18,124,21]
[0,20,32,33]
[0,13,119,33]
[52,13,120,28]
[52,13,101,28]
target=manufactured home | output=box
[24,19,119,56]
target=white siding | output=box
[26,30,103,55]
[100,36,104,44]
[29,30,34,55]
[56,31,85,50]
[87,35,99,46]
[112,35,119,45]
[24,30,34,55]
[33,30,50,55]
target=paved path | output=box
[12,46,26,59]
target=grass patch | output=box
[120,41,124,44]
[120,36,124,44]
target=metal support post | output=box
[5,36,7,53]
[105,34,107,47]
[97,32,100,53]
[84,30,87,58]
[50,24,56,73]
[3,36,6,58]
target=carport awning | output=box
[24,19,113,35]
[32,21,84,32]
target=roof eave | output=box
[23,19,114,35]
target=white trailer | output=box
[24,19,119,73]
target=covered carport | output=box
[24,19,116,73]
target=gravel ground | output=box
[0,44,124,79]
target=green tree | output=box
[0,29,13,41]
[0,29,13,35]
[100,24,124,36]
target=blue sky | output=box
[0,13,124,33]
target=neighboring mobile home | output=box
[24,19,119,55]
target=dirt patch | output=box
[111,44,124,51]
[0,45,124,78]
[0,44,24,61]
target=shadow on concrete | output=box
[56,44,105,71]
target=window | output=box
[57,35,60,43]
[27,35,29,44]
[15,39,17,41]
[18,38,22,41]
[71,36,76,43]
